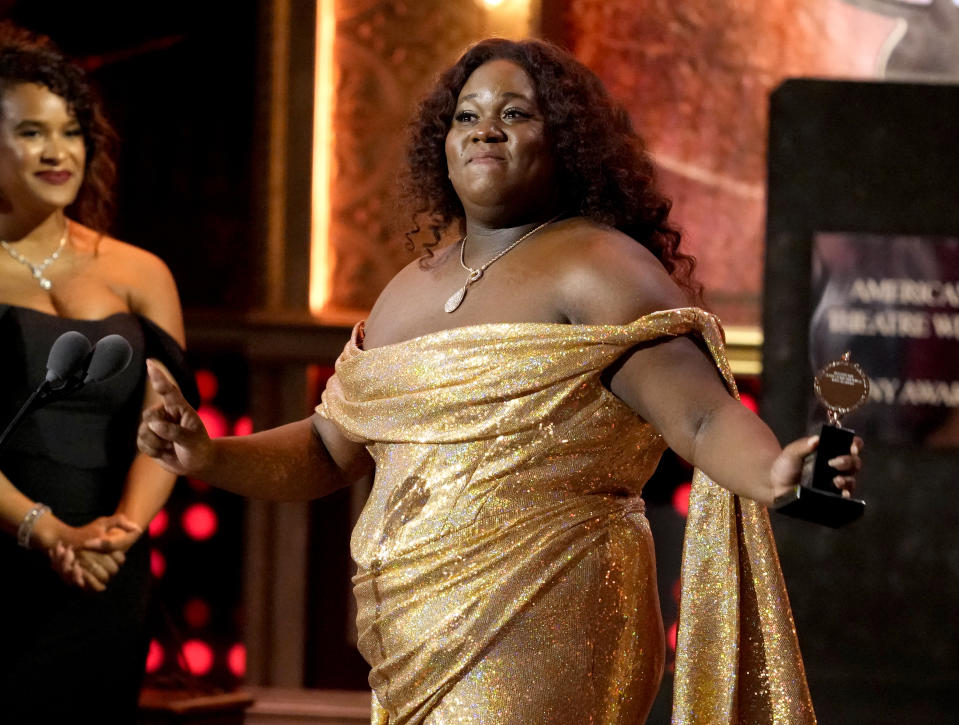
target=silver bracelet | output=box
[17,503,51,549]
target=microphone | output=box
[1,330,93,451]
[84,334,133,384]
[0,331,134,452]
[45,330,93,389]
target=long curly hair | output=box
[402,37,701,300]
[0,22,117,232]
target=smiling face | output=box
[0,82,86,214]
[445,59,557,224]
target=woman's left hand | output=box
[769,434,864,503]
[81,521,142,554]
[55,514,141,551]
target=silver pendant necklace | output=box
[1,227,69,291]
[444,213,563,313]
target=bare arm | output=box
[0,471,134,549]
[608,336,835,505]
[185,416,369,501]
[55,249,188,581]
[137,361,373,501]
[558,227,860,505]
[113,245,185,529]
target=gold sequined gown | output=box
[318,308,815,725]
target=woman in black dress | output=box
[0,23,191,720]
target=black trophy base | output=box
[773,423,865,527]
[773,485,865,528]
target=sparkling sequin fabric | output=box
[318,308,814,725]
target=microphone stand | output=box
[0,376,85,454]
[0,386,46,453]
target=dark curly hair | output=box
[0,22,117,232]
[402,37,701,300]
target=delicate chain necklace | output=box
[444,213,564,313]
[1,226,69,291]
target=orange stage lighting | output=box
[310,0,336,315]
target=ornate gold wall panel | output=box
[327,0,487,312]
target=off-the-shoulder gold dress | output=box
[318,308,815,725]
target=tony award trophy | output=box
[774,352,868,527]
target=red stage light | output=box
[198,405,229,439]
[148,508,169,538]
[667,620,678,652]
[671,482,692,517]
[182,503,218,541]
[180,640,214,676]
[195,369,219,402]
[233,415,253,436]
[740,392,759,414]
[145,639,164,673]
[227,643,246,677]
[150,549,166,578]
[184,598,212,629]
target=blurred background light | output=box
[182,502,219,541]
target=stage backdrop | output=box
[555,0,959,326]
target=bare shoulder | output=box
[549,217,690,325]
[73,223,185,344]
[72,223,168,277]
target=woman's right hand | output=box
[137,359,213,477]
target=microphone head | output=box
[83,334,133,384]
[45,331,93,386]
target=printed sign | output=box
[810,232,959,447]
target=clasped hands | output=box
[48,514,142,592]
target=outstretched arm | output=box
[558,225,861,506]
[137,360,373,501]
[609,335,861,506]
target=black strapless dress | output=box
[0,304,194,721]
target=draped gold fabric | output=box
[318,308,814,724]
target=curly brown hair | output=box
[402,37,700,300]
[0,21,117,232]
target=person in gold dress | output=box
[133,39,861,724]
